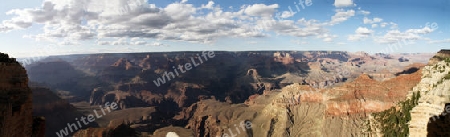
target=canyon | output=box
[2,50,449,136]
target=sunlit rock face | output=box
[177,69,422,137]
[409,50,450,137]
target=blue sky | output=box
[0,0,449,58]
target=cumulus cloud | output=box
[371,24,378,28]
[0,25,14,32]
[334,0,355,7]
[406,27,434,34]
[0,0,277,44]
[355,27,373,35]
[268,18,326,38]
[359,10,370,15]
[280,11,295,18]
[201,1,215,9]
[318,33,337,42]
[243,4,278,17]
[327,9,355,25]
[389,22,398,29]
[363,17,382,24]
[375,26,435,44]
[348,27,373,41]
[0,0,346,45]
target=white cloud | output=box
[380,22,388,28]
[318,33,337,42]
[375,26,435,44]
[0,26,13,32]
[355,27,373,35]
[280,11,295,18]
[130,38,147,45]
[328,9,355,25]
[0,0,341,45]
[268,19,326,37]
[348,27,373,41]
[406,27,434,34]
[363,17,382,24]
[371,24,378,28]
[348,35,365,41]
[334,0,355,7]
[97,41,111,45]
[389,22,398,29]
[1,0,277,44]
[164,3,196,21]
[58,40,79,45]
[201,1,214,9]
[148,42,168,46]
[359,10,370,15]
[244,4,279,17]
[428,38,450,44]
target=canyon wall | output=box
[0,53,36,136]
[408,50,450,136]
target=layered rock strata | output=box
[408,50,450,137]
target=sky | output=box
[0,0,449,58]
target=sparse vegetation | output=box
[444,72,450,80]
[369,92,420,137]
[437,79,443,84]
[444,57,450,63]
[433,65,438,70]
[432,55,450,62]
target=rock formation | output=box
[408,50,450,136]
[32,86,99,137]
[428,49,450,65]
[173,68,422,137]
[0,53,43,137]
[21,51,435,136]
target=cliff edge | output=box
[0,53,40,136]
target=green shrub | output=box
[369,92,420,137]
[444,73,450,80]
[444,58,450,63]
